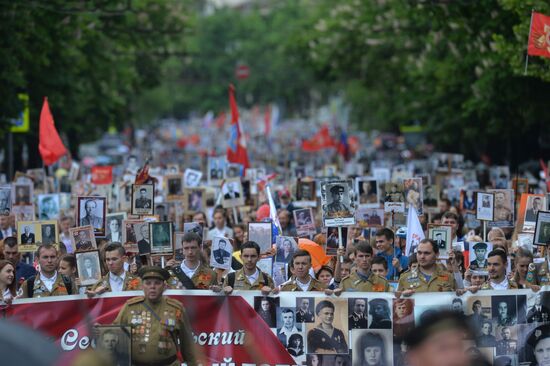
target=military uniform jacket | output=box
[339,271,390,292]
[222,268,274,290]
[91,272,142,292]
[480,278,518,290]
[168,263,217,290]
[114,296,197,365]
[307,326,348,354]
[21,272,76,298]
[280,276,326,292]
[397,267,455,292]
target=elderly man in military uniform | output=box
[469,242,488,271]
[80,199,103,229]
[494,191,512,222]
[527,292,550,323]
[111,266,197,365]
[221,241,275,293]
[495,327,517,355]
[326,185,349,215]
[339,242,390,293]
[135,188,152,209]
[397,239,455,294]
[280,250,325,292]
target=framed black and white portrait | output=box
[428,224,452,257]
[17,221,37,252]
[12,182,32,206]
[275,236,297,264]
[149,221,173,254]
[76,196,107,237]
[221,178,244,208]
[293,208,316,237]
[40,221,58,245]
[94,325,132,366]
[210,236,233,270]
[123,220,147,254]
[183,168,203,187]
[69,225,96,252]
[76,250,102,286]
[295,180,316,207]
[321,180,355,227]
[0,185,12,215]
[131,184,154,216]
[185,188,206,213]
[105,212,126,243]
[248,222,273,254]
[165,175,183,200]
[476,192,495,221]
[207,156,226,186]
[534,211,550,246]
[183,222,204,243]
[356,177,380,208]
[38,194,60,220]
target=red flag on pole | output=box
[39,97,67,166]
[301,125,336,152]
[527,12,550,59]
[226,84,250,171]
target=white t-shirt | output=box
[40,272,58,292]
[181,261,200,279]
[109,271,127,292]
[296,277,311,292]
[245,269,259,285]
[490,278,509,290]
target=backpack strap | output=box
[172,266,196,290]
[227,272,236,288]
[27,277,35,298]
[61,274,73,295]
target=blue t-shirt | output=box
[377,247,409,280]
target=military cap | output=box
[138,266,170,281]
[526,324,550,348]
[472,242,488,250]
[369,298,388,306]
[330,185,344,194]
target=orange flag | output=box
[39,97,67,165]
[527,12,550,59]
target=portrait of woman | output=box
[307,300,348,354]
[353,331,387,366]
[287,333,304,357]
[393,299,415,338]
[522,323,550,366]
[306,354,322,366]
[276,237,296,263]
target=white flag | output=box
[405,206,425,256]
[265,184,282,235]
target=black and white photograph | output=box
[403,177,423,215]
[76,250,102,286]
[69,225,96,252]
[248,222,272,253]
[306,298,349,354]
[523,194,546,232]
[165,175,183,199]
[295,180,316,206]
[423,184,439,210]
[105,213,126,242]
[131,184,154,216]
[293,208,316,237]
[123,220,148,254]
[207,156,226,185]
[356,177,380,208]
[383,182,405,213]
[368,298,392,329]
[492,296,518,327]
[296,297,315,323]
[254,296,279,328]
[12,205,34,223]
[0,185,12,214]
[348,298,368,330]
[95,325,132,366]
[475,191,494,221]
[12,183,32,206]
[221,178,244,208]
[276,308,303,348]
[210,236,233,269]
[272,262,288,287]
[356,207,384,228]
[77,196,107,236]
[428,224,452,257]
[185,188,206,213]
[526,291,550,323]
[275,236,298,263]
[226,163,243,178]
[37,194,60,220]
[488,189,515,228]
[165,164,179,174]
[321,180,355,227]
[351,329,393,366]
[518,323,550,366]
[534,211,550,245]
[183,168,203,187]
[149,221,173,254]
[468,242,492,274]
[17,221,37,251]
[40,222,57,245]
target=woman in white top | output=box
[0,260,16,305]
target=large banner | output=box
[5,288,550,366]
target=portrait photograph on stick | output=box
[533,210,550,246]
[321,180,355,227]
[76,250,102,286]
[76,196,106,237]
[149,221,173,254]
[131,184,154,216]
[69,225,96,252]
[475,191,495,221]
[210,236,233,270]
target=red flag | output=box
[91,166,113,185]
[301,125,336,152]
[39,97,67,166]
[528,12,550,59]
[226,84,250,171]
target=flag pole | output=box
[524,9,535,75]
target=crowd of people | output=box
[0,121,549,366]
